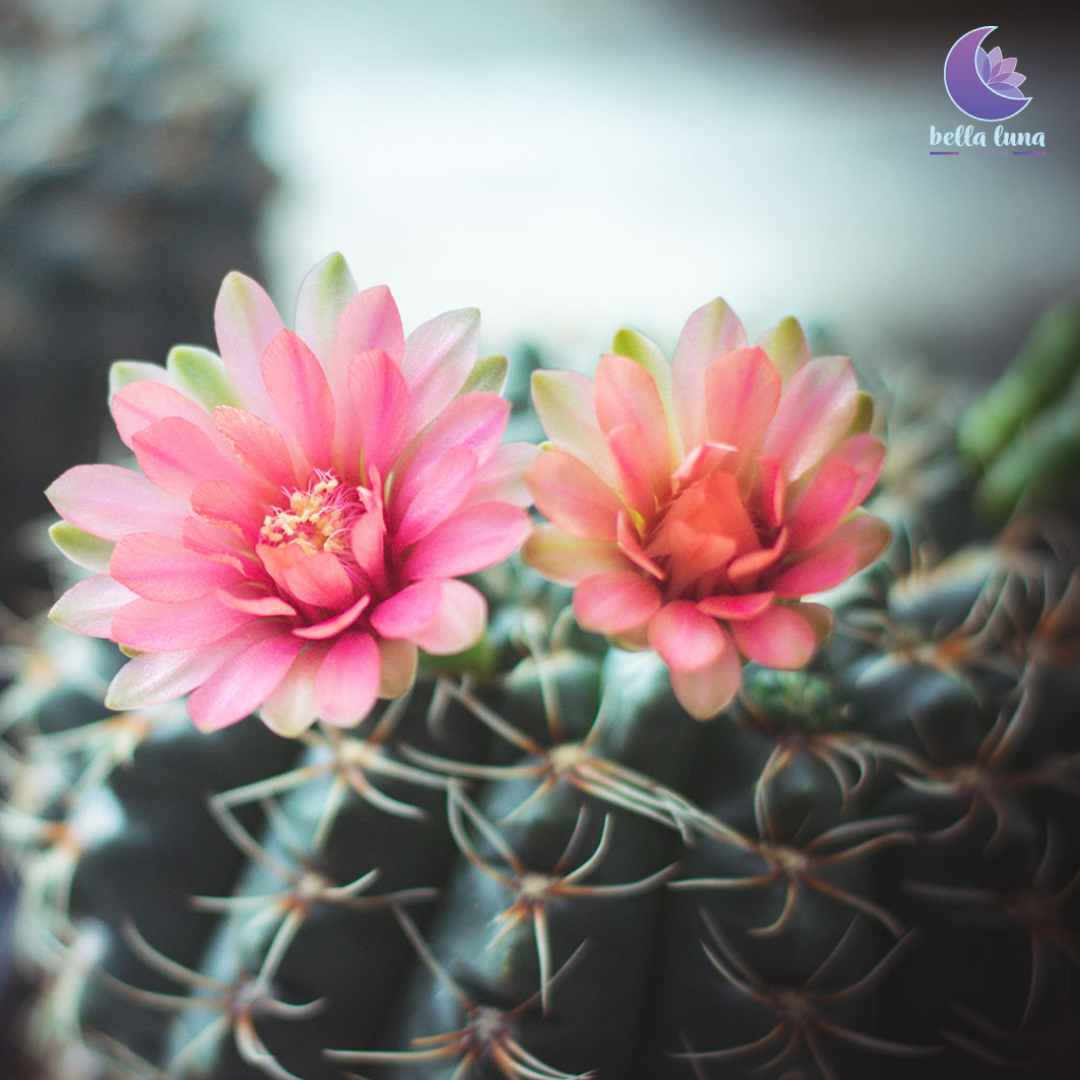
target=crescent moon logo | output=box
[944,26,1032,122]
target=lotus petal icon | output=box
[944,26,1031,122]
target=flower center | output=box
[259,472,358,556]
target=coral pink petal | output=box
[704,346,781,459]
[393,446,478,551]
[784,459,860,552]
[217,582,298,618]
[190,480,265,541]
[111,381,219,452]
[111,593,255,651]
[762,355,858,480]
[403,503,532,581]
[345,349,410,477]
[669,645,742,720]
[132,417,249,502]
[369,580,442,639]
[522,526,631,586]
[728,528,788,589]
[50,575,138,638]
[182,517,264,580]
[400,308,480,438]
[772,515,890,597]
[277,550,357,612]
[531,369,619,488]
[572,570,662,635]
[730,604,820,669]
[595,354,674,485]
[617,511,665,580]
[214,271,286,421]
[110,532,240,603]
[292,594,371,640]
[47,464,188,540]
[261,330,335,473]
[752,458,787,533]
[606,423,660,521]
[671,296,748,450]
[465,442,539,509]
[525,450,624,543]
[188,633,306,732]
[410,580,487,655]
[350,508,389,590]
[333,286,404,372]
[827,434,886,508]
[314,631,381,727]
[696,591,776,621]
[647,601,729,673]
[213,406,297,491]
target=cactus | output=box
[2,292,1079,1080]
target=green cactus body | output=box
[3,353,1080,1080]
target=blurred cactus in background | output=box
[0,0,274,614]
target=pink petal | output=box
[606,422,661,521]
[110,533,240,603]
[464,442,539,509]
[131,417,249,502]
[292,252,358,374]
[696,591,776,621]
[217,583,297,618]
[594,354,674,490]
[572,570,662,635]
[646,601,729,673]
[261,330,335,474]
[50,575,138,638]
[771,514,890,598]
[531,369,619,489]
[762,355,859,480]
[703,346,781,461]
[669,646,742,720]
[332,286,404,372]
[259,643,325,736]
[345,349,411,477]
[727,527,788,590]
[824,433,885,510]
[214,271,286,421]
[400,308,480,438]
[617,510,665,580]
[730,604,820,669]
[783,459,861,553]
[369,580,442,639]
[111,593,256,652]
[521,525,630,585]
[188,632,306,732]
[671,296,747,451]
[314,631,381,727]
[403,502,531,581]
[276,549,357,612]
[393,446,478,552]
[292,594,371,640]
[190,480,265,541]
[410,580,487,655]
[526,450,624,543]
[396,392,509,487]
[213,406,298,491]
[110,381,218,451]
[46,464,188,540]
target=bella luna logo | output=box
[932,26,1045,154]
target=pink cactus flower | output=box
[47,255,535,735]
[523,299,891,720]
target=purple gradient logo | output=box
[944,27,1031,122]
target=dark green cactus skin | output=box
[3,361,1079,1080]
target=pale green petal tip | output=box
[167,345,241,410]
[757,315,810,381]
[460,353,508,396]
[48,522,116,574]
[108,360,168,397]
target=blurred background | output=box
[0,0,1076,1072]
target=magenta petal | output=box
[217,583,298,618]
[292,594,371,640]
[50,575,138,638]
[111,593,255,651]
[402,503,531,581]
[730,604,819,669]
[696,591,776,621]
[188,633,305,732]
[345,349,410,477]
[47,464,188,540]
[669,646,742,720]
[647,601,728,672]
[110,532,239,603]
[261,330,335,474]
[313,631,382,727]
[393,446,478,551]
[214,406,297,491]
[369,580,442,639]
[214,271,286,421]
[572,570,662,635]
[526,450,624,543]
[410,580,486,655]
